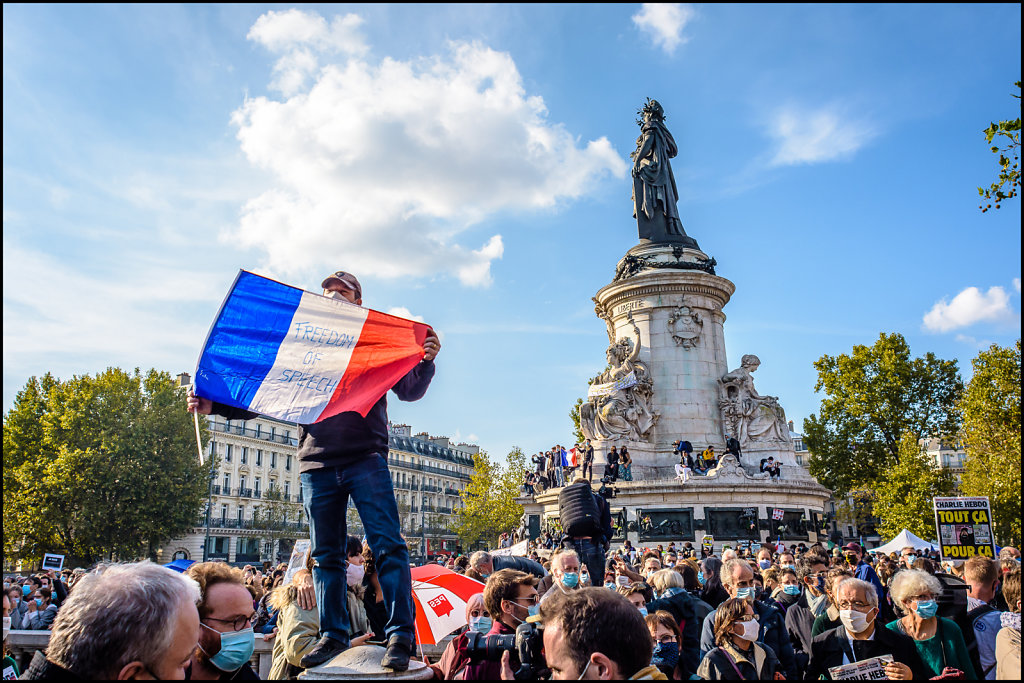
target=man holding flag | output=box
[189,270,440,672]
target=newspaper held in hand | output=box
[828,654,894,680]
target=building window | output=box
[285,481,290,498]
[240,475,247,492]
[225,444,233,462]
[255,477,261,496]
[220,504,228,520]
[238,506,244,522]
[286,455,292,471]
[241,447,248,464]
[256,450,262,466]
[223,474,230,491]
[271,451,277,468]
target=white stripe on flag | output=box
[249,293,370,423]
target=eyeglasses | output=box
[656,634,678,644]
[204,612,256,632]
[836,601,870,611]
[512,595,539,606]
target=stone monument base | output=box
[300,645,433,680]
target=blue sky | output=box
[4,4,1021,462]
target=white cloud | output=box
[1014,277,1021,293]
[768,105,876,166]
[385,306,425,323]
[632,4,695,55]
[923,285,1015,333]
[233,11,626,288]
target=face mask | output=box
[580,573,590,586]
[782,564,796,571]
[561,572,579,589]
[479,573,490,581]
[469,616,492,634]
[577,657,592,680]
[758,560,771,570]
[783,585,801,596]
[616,575,630,586]
[604,582,616,590]
[697,571,706,585]
[346,563,365,587]
[734,586,753,600]
[22,585,31,597]
[35,599,43,607]
[638,606,648,616]
[839,608,874,634]
[200,623,256,672]
[915,599,938,619]
[3,616,10,640]
[734,618,759,642]
[652,641,679,668]
[906,555,917,566]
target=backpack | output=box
[557,483,600,538]
[962,602,997,677]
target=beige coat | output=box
[995,626,1020,680]
[269,586,321,680]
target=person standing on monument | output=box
[189,270,441,672]
[581,439,595,481]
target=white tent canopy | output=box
[869,529,938,555]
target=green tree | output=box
[978,81,1021,213]
[870,433,956,541]
[570,398,585,445]
[958,340,1021,546]
[252,486,307,559]
[3,368,208,566]
[454,448,527,549]
[804,333,962,498]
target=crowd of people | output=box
[4,540,1020,680]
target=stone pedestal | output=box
[590,243,735,478]
[300,645,433,680]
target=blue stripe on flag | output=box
[196,271,303,411]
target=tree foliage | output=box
[454,448,527,549]
[978,81,1021,213]
[805,333,962,497]
[570,398,585,445]
[3,368,208,566]
[958,340,1021,546]
[870,433,956,542]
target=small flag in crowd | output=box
[772,508,785,521]
[195,270,430,424]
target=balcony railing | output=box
[214,422,298,446]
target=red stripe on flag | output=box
[317,310,430,421]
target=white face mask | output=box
[839,608,874,634]
[346,563,366,587]
[734,618,759,642]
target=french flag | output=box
[195,270,430,423]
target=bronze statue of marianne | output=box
[631,99,699,248]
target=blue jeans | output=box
[301,454,414,644]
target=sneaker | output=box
[380,635,414,671]
[299,635,349,669]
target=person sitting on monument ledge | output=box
[700,445,717,471]
[619,446,634,481]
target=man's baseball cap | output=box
[321,271,361,299]
[843,542,861,552]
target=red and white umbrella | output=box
[410,564,485,646]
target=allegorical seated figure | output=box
[719,354,789,445]
[580,332,658,443]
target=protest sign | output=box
[42,553,65,571]
[933,496,995,560]
[701,535,714,550]
[828,654,893,680]
[283,539,312,585]
[492,539,529,557]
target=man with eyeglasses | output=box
[186,562,260,680]
[464,569,539,680]
[785,550,830,673]
[806,577,926,680]
[190,270,440,672]
[699,558,797,679]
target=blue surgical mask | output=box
[735,587,754,600]
[35,598,43,607]
[915,599,939,619]
[22,585,31,597]
[200,623,256,672]
[604,582,616,590]
[652,641,679,669]
[638,606,648,616]
[479,573,490,581]
[697,571,706,585]
[758,560,771,570]
[782,564,796,571]
[527,604,539,618]
[783,585,801,596]
[469,616,492,634]
[561,572,579,588]
[906,555,917,565]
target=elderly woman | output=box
[696,597,780,680]
[646,569,700,677]
[886,569,977,678]
[425,592,488,680]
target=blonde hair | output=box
[648,568,684,594]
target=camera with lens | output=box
[463,616,546,679]
[597,475,618,500]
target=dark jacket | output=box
[697,641,779,680]
[785,591,817,662]
[647,588,701,677]
[701,599,798,680]
[20,652,86,681]
[805,623,928,681]
[493,555,548,578]
[211,359,435,473]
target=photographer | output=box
[538,587,665,680]
[464,569,539,681]
[557,477,613,585]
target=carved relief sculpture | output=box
[580,322,660,442]
[667,302,702,348]
[718,354,790,445]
